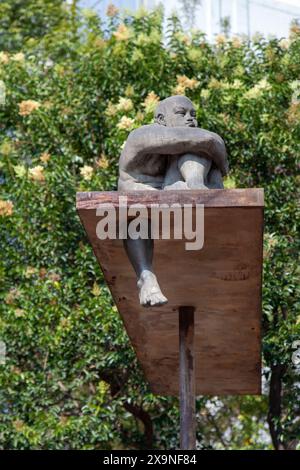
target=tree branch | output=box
[267,363,287,450]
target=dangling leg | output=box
[123,221,168,307]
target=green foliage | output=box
[0,0,70,52]
[0,2,299,449]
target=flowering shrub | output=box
[0,3,299,450]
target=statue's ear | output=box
[155,113,166,126]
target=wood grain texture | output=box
[76,188,264,209]
[76,189,264,396]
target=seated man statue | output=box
[118,95,229,307]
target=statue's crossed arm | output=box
[119,124,228,178]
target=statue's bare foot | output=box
[163,181,189,190]
[137,270,168,307]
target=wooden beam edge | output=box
[76,188,264,210]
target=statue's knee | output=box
[178,153,196,166]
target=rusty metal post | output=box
[179,306,196,450]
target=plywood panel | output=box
[76,189,264,396]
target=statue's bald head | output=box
[154,95,198,128]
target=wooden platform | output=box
[76,189,264,396]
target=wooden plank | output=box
[179,306,196,450]
[76,189,264,396]
[76,188,264,209]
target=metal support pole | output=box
[179,306,196,450]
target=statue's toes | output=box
[139,290,168,307]
[139,290,153,307]
[149,292,168,307]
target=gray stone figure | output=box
[118,95,228,307]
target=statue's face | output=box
[163,97,198,128]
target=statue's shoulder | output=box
[124,124,161,152]
[128,123,159,137]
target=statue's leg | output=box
[178,153,212,189]
[206,167,224,189]
[123,222,168,307]
[162,156,189,190]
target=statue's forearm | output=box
[132,125,213,155]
